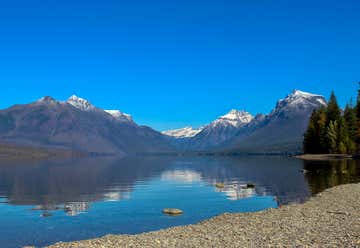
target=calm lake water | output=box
[0,156,359,248]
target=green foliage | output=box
[303,89,359,155]
[326,120,338,153]
[344,103,357,141]
[303,108,327,154]
[326,91,341,125]
[356,82,360,150]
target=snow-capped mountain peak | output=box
[289,89,326,103]
[272,89,327,116]
[163,126,203,138]
[212,109,253,128]
[105,110,134,123]
[66,95,97,111]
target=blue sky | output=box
[0,0,359,131]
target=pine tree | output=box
[338,117,352,154]
[343,100,357,154]
[303,87,360,155]
[326,91,341,125]
[304,110,318,154]
[317,108,328,152]
[356,82,360,153]
[303,107,327,154]
[344,101,357,141]
[327,120,339,153]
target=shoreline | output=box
[48,183,360,247]
[0,142,86,161]
[294,153,355,161]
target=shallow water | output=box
[0,156,359,248]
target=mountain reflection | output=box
[161,169,202,183]
[0,156,359,216]
[0,156,173,215]
[215,185,257,201]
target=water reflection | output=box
[1,156,359,213]
[0,156,359,248]
[161,169,202,183]
[303,159,360,194]
[215,184,257,201]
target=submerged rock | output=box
[299,169,309,174]
[246,183,255,188]
[41,211,53,217]
[162,208,183,215]
[215,183,225,188]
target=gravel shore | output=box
[48,183,360,247]
[294,154,354,161]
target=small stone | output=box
[246,183,255,188]
[41,211,53,217]
[162,208,183,215]
[215,183,225,188]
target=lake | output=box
[0,156,359,248]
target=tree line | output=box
[303,84,360,154]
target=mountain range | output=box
[0,90,326,156]
[163,90,327,153]
[0,95,172,156]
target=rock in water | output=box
[215,183,225,188]
[246,183,255,188]
[162,208,183,215]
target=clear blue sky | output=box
[0,0,359,131]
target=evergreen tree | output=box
[303,87,360,155]
[344,101,357,141]
[356,82,360,153]
[304,110,318,154]
[327,120,339,153]
[303,107,327,154]
[326,91,341,125]
[343,100,357,154]
[338,117,352,154]
[317,108,328,152]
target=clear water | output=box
[0,156,359,248]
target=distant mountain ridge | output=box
[164,90,327,153]
[0,95,173,156]
[162,127,202,138]
[0,89,327,156]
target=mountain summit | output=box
[163,127,203,138]
[177,109,254,150]
[105,110,134,124]
[67,95,97,112]
[271,90,327,116]
[211,109,253,128]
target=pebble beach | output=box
[47,183,360,247]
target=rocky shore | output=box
[294,153,354,161]
[48,183,360,248]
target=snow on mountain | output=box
[66,95,98,112]
[163,126,202,138]
[209,109,254,128]
[105,110,134,124]
[224,90,327,153]
[172,109,254,150]
[271,90,327,116]
[0,95,173,155]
